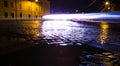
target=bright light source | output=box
[75,10,79,12]
[42,12,120,22]
[108,7,110,10]
[42,14,73,20]
[105,1,110,5]
[35,0,38,2]
[42,13,108,20]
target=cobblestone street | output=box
[0,20,120,66]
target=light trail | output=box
[42,12,120,23]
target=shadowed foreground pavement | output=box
[0,41,109,66]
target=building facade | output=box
[0,0,50,18]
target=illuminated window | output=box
[4,1,8,7]
[4,12,8,18]
[11,13,14,18]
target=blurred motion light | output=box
[43,13,107,20]
[42,12,120,22]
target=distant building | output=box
[0,0,50,19]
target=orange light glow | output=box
[100,22,109,44]
[35,0,38,2]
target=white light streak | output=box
[42,12,120,22]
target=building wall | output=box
[0,0,50,18]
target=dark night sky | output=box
[50,0,120,13]
[50,0,104,13]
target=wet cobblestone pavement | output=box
[79,52,120,66]
[0,20,120,66]
[22,35,120,66]
[44,36,120,66]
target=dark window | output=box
[4,12,8,18]
[36,16,37,18]
[4,1,8,7]
[11,13,14,18]
[20,12,22,18]
[11,2,14,8]
[28,14,31,18]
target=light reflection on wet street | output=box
[0,20,120,66]
[42,20,120,44]
[0,20,43,55]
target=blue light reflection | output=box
[41,20,100,45]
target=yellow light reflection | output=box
[100,22,109,44]
[101,22,109,29]
[22,20,42,38]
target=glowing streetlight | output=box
[75,10,79,13]
[108,7,110,10]
[104,1,111,11]
[35,0,38,2]
[105,1,110,6]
